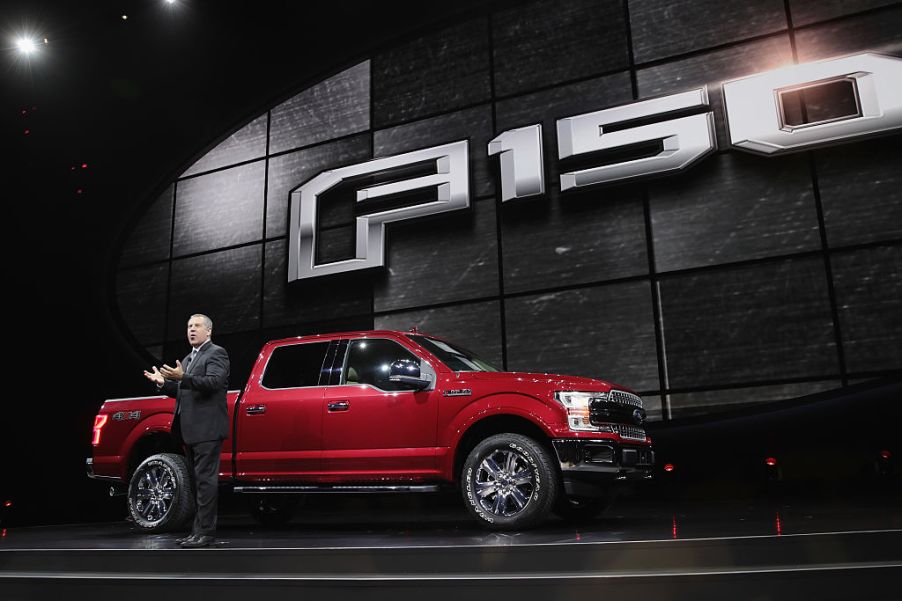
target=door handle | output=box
[246,404,266,415]
[327,401,350,412]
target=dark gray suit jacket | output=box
[161,341,231,445]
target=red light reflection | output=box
[775,511,783,536]
[672,513,679,539]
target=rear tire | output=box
[127,453,194,533]
[461,433,558,530]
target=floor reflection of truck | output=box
[88,330,654,530]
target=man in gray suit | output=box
[144,313,230,548]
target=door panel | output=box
[235,341,330,481]
[321,338,440,479]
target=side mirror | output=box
[389,359,430,390]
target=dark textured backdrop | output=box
[114,0,902,420]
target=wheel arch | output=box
[451,414,557,486]
[127,431,183,480]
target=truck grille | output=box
[612,424,646,441]
[610,390,643,408]
[589,390,646,427]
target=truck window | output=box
[407,335,499,372]
[262,342,331,389]
[343,339,420,391]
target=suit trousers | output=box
[185,439,222,536]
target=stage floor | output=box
[2,491,901,550]
[3,492,901,600]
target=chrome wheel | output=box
[133,463,176,524]
[473,448,536,518]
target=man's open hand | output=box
[143,366,165,386]
[160,360,185,381]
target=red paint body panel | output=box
[91,330,651,488]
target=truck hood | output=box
[449,370,628,393]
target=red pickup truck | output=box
[88,330,654,530]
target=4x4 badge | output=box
[443,389,472,397]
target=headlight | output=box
[554,391,610,432]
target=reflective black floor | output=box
[2,490,901,550]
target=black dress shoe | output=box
[175,534,197,544]
[180,535,215,548]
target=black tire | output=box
[553,495,610,523]
[127,453,194,533]
[246,495,301,526]
[461,433,559,530]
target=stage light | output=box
[765,457,778,467]
[663,463,674,472]
[16,36,38,54]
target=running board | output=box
[233,484,442,494]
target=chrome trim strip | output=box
[104,390,241,403]
[233,484,441,494]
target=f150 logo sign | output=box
[288,53,902,282]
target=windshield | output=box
[407,335,500,372]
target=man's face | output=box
[187,317,212,348]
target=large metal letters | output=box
[288,53,902,282]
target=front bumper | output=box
[552,438,654,497]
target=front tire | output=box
[461,433,559,530]
[127,453,194,533]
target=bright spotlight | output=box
[16,36,38,55]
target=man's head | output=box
[187,314,213,348]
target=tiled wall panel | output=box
[506,281,660,391]
[832,245,902,374]
[492,0,629,97]
[628,0,787,63]
[375,300,504,368]
[269,61,371,155]
[660,257,839,388]
[116,1,902,420]
[173,162,265,256]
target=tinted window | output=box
[262,342,330,389]
[407,335,499,372]
[344,339,419,391]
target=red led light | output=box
[663,463,674,472]
[76,188,84,195]
[81,163,88,169]
[880,450,892,460]
[92,414,108,446]
[765,457,778,467]
[1,529,6,538]
[2,501,10,508]
[23,129,30,135]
